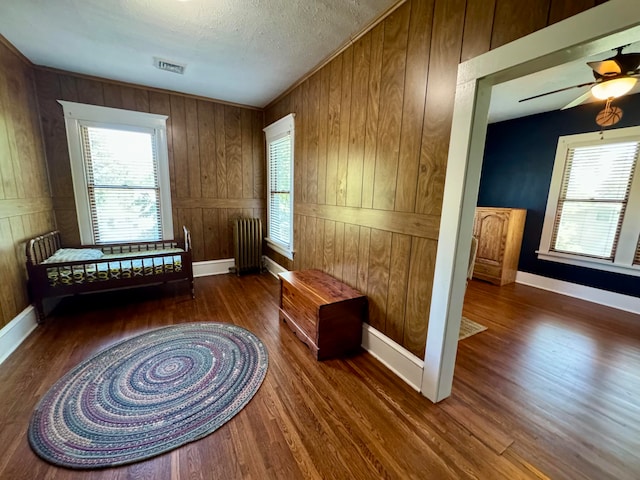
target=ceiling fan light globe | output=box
[591,77,637,99]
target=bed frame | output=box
[26,226,194,322]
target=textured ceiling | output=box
[0,0,399,107]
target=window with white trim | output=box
[59,101,173,244]
[538,126,640,276]
[263,113,294,259]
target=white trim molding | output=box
[0,306,38,366]
[361,324,424,391]
[263,255,288,278]
[192,259,235,277]
[516,271,640,315]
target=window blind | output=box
[268,134,292,248]
[81,125,162,244]
[551,141,639,260]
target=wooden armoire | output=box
[472,207,527,286]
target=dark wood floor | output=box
[1,274,639,479]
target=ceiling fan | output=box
[519,46,640,110]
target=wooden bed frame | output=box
[26,226,194,322]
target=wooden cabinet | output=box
[472,207,526,286]
[278,270,367,360]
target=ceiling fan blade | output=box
[588,59,622,76]
[561,90,593,110]
[519,81,594,103]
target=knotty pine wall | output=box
[264,0,602,358]
[0,41,55,328]
[34,70,265,263]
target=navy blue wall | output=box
[478,93,640,297]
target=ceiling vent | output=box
[153,57,186,75]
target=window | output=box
[538,126,640,276]
[59,101,173,244]
[263,114,294,259]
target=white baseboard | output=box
[0,305,38,365]
[192,258,235,278]
[263,255,288,278]
[361,324,424,391]
[516,271,640,315]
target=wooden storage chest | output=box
[278,270,367,360]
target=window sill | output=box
[266,238,294,261]
[537,251,640,277]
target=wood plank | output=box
[548,0,596,24]
[395,0,434,212]
[336,47,353,207]
[252,110,265,200]
[75,77,104,105]
[102,83,123,108]
[356,226,371,294]
[343,223,360,288]
[213,104,228,199]
[119,85,138,111]
[198,100,217,199]
[202,208,221,260]
[184,98,202,199]
[404,237,437,358]
[366,229,392,332]
[372,3,410,211]
[300,80,309,205]
[333,221,345,282]
[297,215,308,270]
[225,106,243,199]
[170,95,189,199]
[295,203,439,240]
[306,75,320,205]
[316,67,330,206]
[305,214,317,272]
[362,24,384,210]
[346,36,370,209]
[134,88,150,113]
[314,218,325,270]
[461,0,497,62]
[415,0,466,216]
[322,220,336,276]
[491,0,552,49]
[0,198,53,219]
[325,56,343,206]
[292,86,304,206]
[385,233,412,345]
[241,109,254,199]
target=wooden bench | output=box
[278,270,367,360]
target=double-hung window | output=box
[59,101,173,244]
[538,126,640,276]
[263,113,295,259]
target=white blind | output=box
[268,134,292,248]
[81,125,162,244]
[551,141,639,260]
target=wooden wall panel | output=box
[372,3,410,211]
[0,41,55,328]
[264,0,600,355]
[34,70,265,263]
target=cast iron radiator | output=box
[232,217,263,275]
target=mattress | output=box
[45,248,184,287]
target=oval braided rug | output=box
[28,322,268,469]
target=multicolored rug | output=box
[28,322,268,469]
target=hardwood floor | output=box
[1,274,639,479]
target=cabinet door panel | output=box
[476,211,508,265]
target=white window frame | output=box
[59,100,173,245]
[538,126,640,277]
[263,113,295,260]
